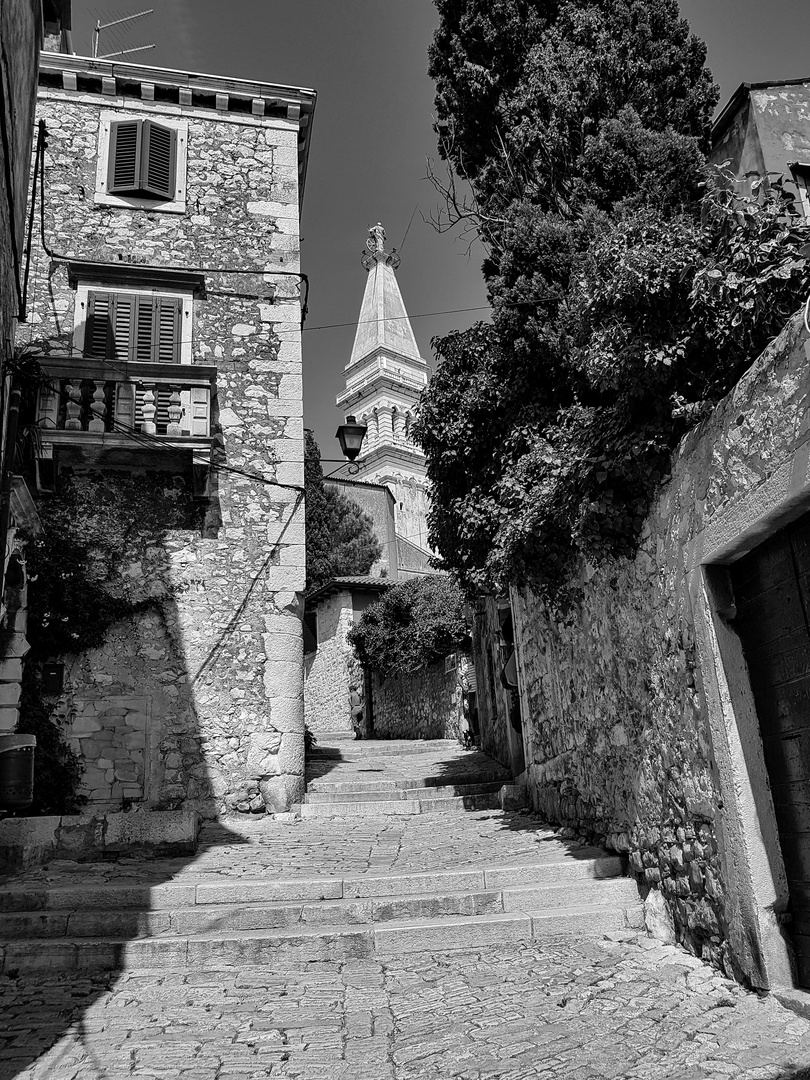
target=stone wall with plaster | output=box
[18,63,310,815]
[370,662,462,741]
[303,590,354,734]
[506,314,810,988]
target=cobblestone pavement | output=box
[3,933,810,1079]
[4,811,587,888]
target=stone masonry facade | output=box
[18,56,315,815]
[370,662,463,741]
[304,590,355,735]
[505,313,810,988]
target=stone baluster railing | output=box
[64,380,83,430]
[88,381,107,433]
[139,383,157,435]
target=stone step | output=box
[0,902,644,974]
[304,781,505,804]
[0,877,639,940]
[306,771,510,795]
[297,792,502,817]
[308,740,461,760]
[0,855,624,914]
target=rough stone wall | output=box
[19,80,307,815]
[370,662,462,741]
[510,315,810,983]
[303,590,354,734]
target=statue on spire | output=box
[362,222,401,272]
[369,222,386,253]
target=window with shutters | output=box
[83,291,183,365]
[74,286,193,367]
[95,113,188,213]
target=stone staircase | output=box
[0,738,643,976]
[299,736,510,817]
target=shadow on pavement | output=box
[0,821,247,1080]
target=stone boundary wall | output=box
[303,590,354,734]
[510,315,810,989]
[0,809,199,873]
[370,662,462,741]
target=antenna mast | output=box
[92,9,155,60]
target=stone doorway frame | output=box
[689,449,810,990]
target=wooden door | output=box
[730,513,810,985]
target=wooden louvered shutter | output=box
[85,291,135,361]
[140,121,177,200]
[155,298,182,363]
[133,297,155,363]
[84,291,112,357]
[110,294,135,362]
[180,387,211,436]
[107,120,142,193]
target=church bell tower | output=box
[336,224,431,552]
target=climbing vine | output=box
[17,474,204,814]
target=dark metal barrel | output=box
[0,735,36,813]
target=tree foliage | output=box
[417,0,810,594]
[347,575,467,677]
[305,431,382,590]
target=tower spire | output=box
[335,222,432,552]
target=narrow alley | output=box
[2,739,810,1079]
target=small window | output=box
[96,112,187,213]
[84,291,182,364]
[792,164,810,219]
[108,119,177,200]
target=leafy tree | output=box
[416,0,810,595]
[347,575,467,677]
[305,431,382,590]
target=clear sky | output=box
[70,0,810,458]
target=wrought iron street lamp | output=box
[336,415,367,463]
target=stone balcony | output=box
[32,358,216,490]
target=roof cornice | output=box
[38,52,317,202]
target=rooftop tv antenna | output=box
[92,9,155,60]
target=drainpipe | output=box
[0,384,22,615]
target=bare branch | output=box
[424,124,509,256]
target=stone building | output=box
[335,224,432,554]
[711,77,810,204]
[303,576,388,736]
[470,79,810,992]
[17,51,315,816]
[0,3,71,743]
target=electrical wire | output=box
[31,121,311,330]
[34,385,305,493]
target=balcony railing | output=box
[34,359,216,442]
[38,378,211,438]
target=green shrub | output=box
[347,575,467,677]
